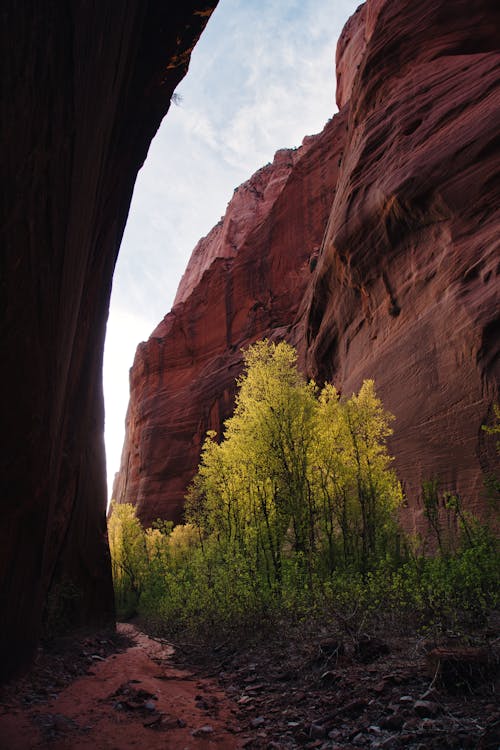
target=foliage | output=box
[107,342,499,642]
[108,502,148,618]
[482,402,500,452]
[186,341,402,598]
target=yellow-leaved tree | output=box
[108,502,148,617]
[187,340,403,596]
[107,341,497,638]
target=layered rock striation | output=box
[305,0,500,527]
[113,116,346,523]
[0,1,218,681]
[116,0,499,531]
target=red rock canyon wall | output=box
[116,0,499,531]
[305,0,500,528]
[0,1,217,681]
[113,117,346,523]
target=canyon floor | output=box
[0,620,498,749]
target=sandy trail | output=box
[0,624,244,749]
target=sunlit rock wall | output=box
[305,0,500,529]
[113,116,346,523]
[116,0,499,533]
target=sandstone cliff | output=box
[113,116,346,523]
[0,1,218,681]
[305,0,500,527]
[116,0,499,530]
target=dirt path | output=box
[0,624,245,749]
[1,623,498,749]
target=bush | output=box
[107,343,499,643]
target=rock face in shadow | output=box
[0,1,218,681]
[305,0,500,529]
[115,0,499,531]
[113,117,346,524]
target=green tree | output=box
[108,502,147,617]
[311,380,402,573]
[187,341,402,595]
[107,342,497,641]
[342,380,402,570]
[187,341,319,592]
[310,383,354,571]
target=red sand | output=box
[0,625,244,749]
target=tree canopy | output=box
[187,340,403,590]
[108,341,498,639]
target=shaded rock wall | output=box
[113,116,346,524]
[0,1,217,681]
[305,0,500,528]
[116,0,499,531]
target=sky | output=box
[103,0,361,497]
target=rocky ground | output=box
[0,621,498,749]
[172,620,500,750]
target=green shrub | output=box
[107,344,499,643]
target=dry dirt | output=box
[1,622,498,750]
[170,623,500,750]
[0,624,245,749]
